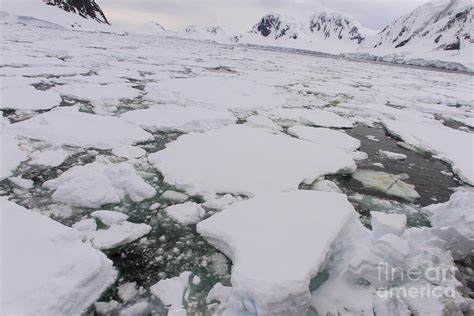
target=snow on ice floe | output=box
[144,77,287,111]
[30,148,69,167]
[245,114,283,131]
[287,126,360,152]
[378,149,407,161]
[150,271,191,316]
[7,107,153,149]
[54,82,140,113]
[197,191,356,315]
[0,85,61,110]
[424,191,474,243]
[0,198,117,315]
[121,104,236,132]
[43,162,156,208]
[353,170,420,202]
[269,108,354,128]
[149,125,356,197]
[112,145,146,160]
[0,133,28,180]
[383,117,474,185]
[165,202,205,225]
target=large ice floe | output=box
[144,77,287,111]
[150,271,192,316]
[287,126,361,152]
[43,162,156,208]
[269,108,354,128]
[0,85,61,110]
[0,197,117,315]
[7,107,153,149]
[383,117,474,185]
[121,104,236,132]
[149,125,356,197]
[197,191,356,315]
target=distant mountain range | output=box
[1,0,472,70]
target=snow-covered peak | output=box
[0,0,115,32]
[250,10,373,44]
[363,0,473,52]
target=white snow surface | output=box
[149,125,356,197]
[288,126,360,151]
[0,197,117,315]
[43,162,156,208]
[197,191,356,315]
[121,104,236,132]
[0,85,61,110]
[165,202,206,225]
[7,107,153,150]
[270,108,354,128]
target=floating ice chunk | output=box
[144,77,287,110]
[121,104,236,132]
[8,176,33,189]
[203,194,237,210]
[87,221,152,250]
[353,170,420,201]
[383,118,474,185]
[119,301,150,316]
[112,145,146,160]
[372,233,411,267]
[288,126,360,152]
[117,282,138,303]
[0,133,28,180]
[72,218,97,232]
[94,300,120,315]
[91,210,129,226]
[246,114,282,131]
[371,211,407,239]
[351,151,369,161]
[192,276,201,285]
[424,191,474,241]
[348,248,391,287]
[43,162,156,208]
[373,295,411,316]
[0,198,117,315]
[8,107,153,149]
[150,125,355,197]
[150,271,191,316]
[160,190,189,202]
[0,85,61,110]
[197,191,356,315]
[30,148,69,167]
[165,202,205,225]
[366,135,379,142]
[311,178,342,193]
[55,82,140,109]
[379,150,407,161]
[270,108,353,128]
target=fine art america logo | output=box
[376,263,457,299]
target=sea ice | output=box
[117,282,138,303]
[0,85,61,110]
[0,133,28,180]
[379,149,408,161]
[149,125,355,197]
[29,148,69,167]
[112,145,146,160]
[121,104,236,132]
[0,198,117,315]
[270,108,353,128]
[150,271,191,316]
[383,117,474,185]
[197,191,356,315]
[144,77,287,111]
[43,162,156,208]
[91,210,129,226]
[353,170,420,201]
[8,176,33,189]
[370,211,407,239]
[85,221,152,250]
[160,190,189,202]
[245,114,283,131]
[287,126,360,152]
[8,107,153,149]
[165,202,205,225]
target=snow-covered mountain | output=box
[0,0,116,32]
[134,21,167,35]
[240,10,375,54]
[356,0,473,70]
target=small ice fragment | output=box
[8,176,33,189]
[112,145,146,159]
[91,210,129,226]
[165,202,205,225]
[117,282,138,303]
[160,190,189,203]
[379,150,407,161]
[370,211,407,239]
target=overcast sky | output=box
[99,0,430,32]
